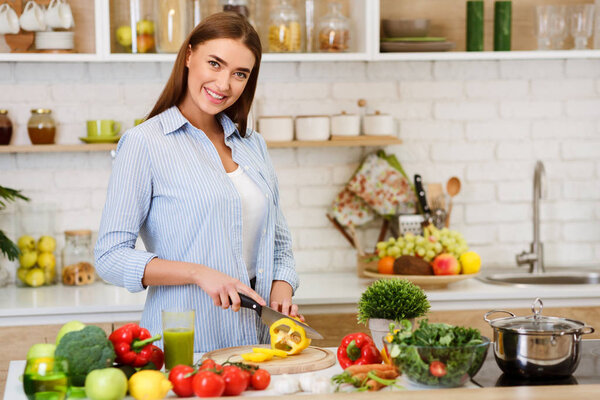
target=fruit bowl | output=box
[383,336,490,388]
[363,270,480,290]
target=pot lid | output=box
[485,298,587,334]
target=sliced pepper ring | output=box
[269,317,311,355]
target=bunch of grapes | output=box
[375,225,469,263]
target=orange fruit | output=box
[378,256,395,274]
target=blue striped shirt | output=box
[94,105,298,352]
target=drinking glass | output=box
[162,309,195,370]
[570,4,595,49]
[23,357,69,400]
[534,5,552,50]
[550,5,569,50]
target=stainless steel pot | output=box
[484,298,594,378]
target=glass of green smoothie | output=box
[162,309,195,370]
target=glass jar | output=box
[27,109,56,145]
[61,230,96,286]
[0,109,13,145]
[155,0,194,53]
[268,0,303,53]
[317,1,350,52]
[220,0,249,18]
[112,0,156,53]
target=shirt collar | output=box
[159,106,251,139]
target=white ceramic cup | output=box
[19,1,46,32]
[363,111,395,136]
[258,116,294,142]
[331,112,360,136]
[295,115,330,141]
[0,3,20,34]
[45,0,74,29]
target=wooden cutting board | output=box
[202,344,336,375]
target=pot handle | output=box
[581,326,595,335]
[484,310,516,324]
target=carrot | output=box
[345,363,396,375]
[373,369,400,380]
[366,379,384,391]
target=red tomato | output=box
[192,370,225,397]
[240,369,251,389]
[148,345,164,370]
[250,369,271,390]
[168,365,195,397]
[199,359,223,373]
[429,360,447,377]
[222,365,248,396]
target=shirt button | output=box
[262,229,266,234]
[244,165,249,170]
[265,193,269,199]
[258,269,264,274]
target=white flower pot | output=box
[368,318,415,351]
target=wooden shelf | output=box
[0,136,401,153]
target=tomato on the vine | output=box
[168,364,195,397]
[222,365,248,396]
[192,370,225,397]
[429,360,447,377]
[199,358,223,373]
[250,369,271,390]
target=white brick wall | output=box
[0,58,599,279]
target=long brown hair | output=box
[147,12,262,137]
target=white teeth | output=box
[206,88,224,100]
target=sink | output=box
[479,270,600,286]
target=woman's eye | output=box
[208,60,219,68]
[234,72,247,79]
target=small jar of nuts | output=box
[268,0,303,52]
[61,230,96,286]
[317,2,351,52]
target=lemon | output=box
[44,265,56,284]
[37,252,56,270]
[17,267,29,283]
[37,236,56,253]
[25,268,45,287]
[460,251,481,274]
[17,235,36,252]
[19,251,38,269]
[128,370,172,400]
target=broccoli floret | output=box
[55,325,115,386]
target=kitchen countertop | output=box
[2,271,600,326]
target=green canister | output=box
[466,0,484,51]
[494,1,512,51]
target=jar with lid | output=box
[317,1,350,52]
[27,109,56,145]
[0,109,13,145]
[61,230,96,286]
[154,0,194,53]
[268,0,303,52]
[111,0,156,53]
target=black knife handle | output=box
[238,293,262,316]
[414,174,431,215]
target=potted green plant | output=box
[357,279,430,350]
[0,185,29,286]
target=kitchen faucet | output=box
[516,161,546,274]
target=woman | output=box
[95,12,299,351]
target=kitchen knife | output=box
[237,293,324,340]
[414,174,432,222]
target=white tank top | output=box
[227,166,268,280]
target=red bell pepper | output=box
[337,333,382,369]
[109,323,162,368]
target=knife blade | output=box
[237,293,324,340]
[414,174,432,223]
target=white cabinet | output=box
[0,0,599,62]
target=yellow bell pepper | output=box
[241,352,272,362]
[252,347,288,358]
[269,317,311,355]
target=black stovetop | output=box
[471,339,600,387]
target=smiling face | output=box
[181,38,255,125]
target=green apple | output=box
[37,235,56,253]
[17,235,36,252]
[56,320,86,345]
[26,343,56,360]
[136,19,155,35]
[19,251,38,269]
[116,25,132,47]
[85,368,128,400]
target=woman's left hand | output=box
[270,280,304,322]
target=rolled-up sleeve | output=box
[256,135,299,294]
[94,130,157,293]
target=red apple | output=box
[431,253,460,275]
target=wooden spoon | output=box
[445,177,461,228]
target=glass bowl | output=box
[382,336,490,388]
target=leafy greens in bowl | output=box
[383,320,490,388]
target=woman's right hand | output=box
[195,265,265,312]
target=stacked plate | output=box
[35,31,74,51]
[380,37,455,52]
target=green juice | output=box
[23,372,68,400]
[163,328,194,370]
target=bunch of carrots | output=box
[331,363,401,392]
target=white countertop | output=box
[2,271,600,326]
